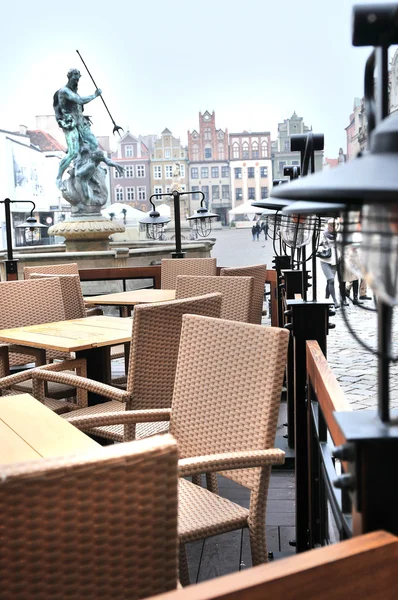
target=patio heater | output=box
[271,1,398,539]
[139,190,218,259]
[0,198,48,281]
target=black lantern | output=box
[15,215,48,245]
[139,194,170,241]
[187,196,219,238]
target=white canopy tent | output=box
[228,202,263,220]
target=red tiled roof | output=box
[27,130,66,152]
[324,158,339,168]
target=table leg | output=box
[76,347,111,406]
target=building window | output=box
[115,187,124,202]
[125,145,133,157]
[165,186,171,193]
[126,187,135,201]
[222,185,229,199]
[232,143,239,159]
[248,187,255,200]
[261,187,268,199]
[165,165,173,178]
[284,141,290,151]
[261,142,268,157]
[179,164,185,178]
[278,161,287,173]
[248,167,255,178]
[192,185,199,200]
[212,185,220,199]
[153,165,162,179]
[205,147,212,159]
[235,188,242,201]
[252,142,259,158]
[191,167,199,179]
[204,128,211,141]
[136,165,145,178]
[260,166,268,178]
[114,168,123,178]
[192,145,199,161]
[201,167,209,178]
[165,149,171,158]
[242,142,249,159]
[154,186,162,199]
[234,167,242,179]
[221,166,229,178]
[138,186,146,201]
[211,166,219,178]
[218,144,224,160]
[292,160,300,166]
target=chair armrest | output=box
[66,408,172,429]
[32,369,130,402]
[0,358,86,390]
[178,449,285,477]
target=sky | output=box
[0,0,388,158]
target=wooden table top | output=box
[84,288,176,306]
[0,394,100,464]
[0,315,132,352]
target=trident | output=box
[76,49,124,137]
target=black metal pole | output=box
[2,198,18,280]
[378,300,391,423]
[171,191,185,259]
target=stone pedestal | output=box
[48,216,125,252]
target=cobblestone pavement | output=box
[211,227,398,412]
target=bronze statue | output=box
[53,68,123,214]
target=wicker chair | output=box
[161,258,217,289]
[63,314,290,585]
[176,275,254,322]
[220,264,268,324]
[0,278,87,413]
[32,294,223,442]
[0,433,179,599]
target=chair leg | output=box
[248,521,268,565]
[205,473,219,494]
[192,474,202,486]
[179,543,191,587]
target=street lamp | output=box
[140,190,219,259]
[0,198,47,280]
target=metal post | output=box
[378,300,391,423]
[2,198,18,280]
[171,191,185,259]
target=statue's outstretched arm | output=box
[103,156,124,174]
[62,87,102,105]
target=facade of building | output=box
[272,112,323,179]
[187,111,230,224]
[345,98,367,161]
[149,128,189,206]
[229,131,272,210]
[109,131,151,212]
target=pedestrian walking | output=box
[260,219,268,240]
[255,221,261,241]
[251,224,256,241]
[317,218,340,308]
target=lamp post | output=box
[140,190,219,259]
[0,198,47,281]
[271,1,398,540]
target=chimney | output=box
[19,124,28,135]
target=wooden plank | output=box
[279,526,296,552]
[197,531,243,583]
[0,420,42,464]
[153,531,398,600]
[306,340,351,447]
[186,540,205,584]
[0,394,100,461]
[84,289,176,306]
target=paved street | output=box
[210,226,398,412]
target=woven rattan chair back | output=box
[175,275,253,322]
[170,314,289,490]
[221,264,267,324]
[0,434,178,599]
[125,293,222,409]
[24,262,79,279]
[0,279,66,368]
[29,273,86,320]
[161,258,217,289]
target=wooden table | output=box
[0,316,132,405]
[84,289,176,315]
[0,393,100,464]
